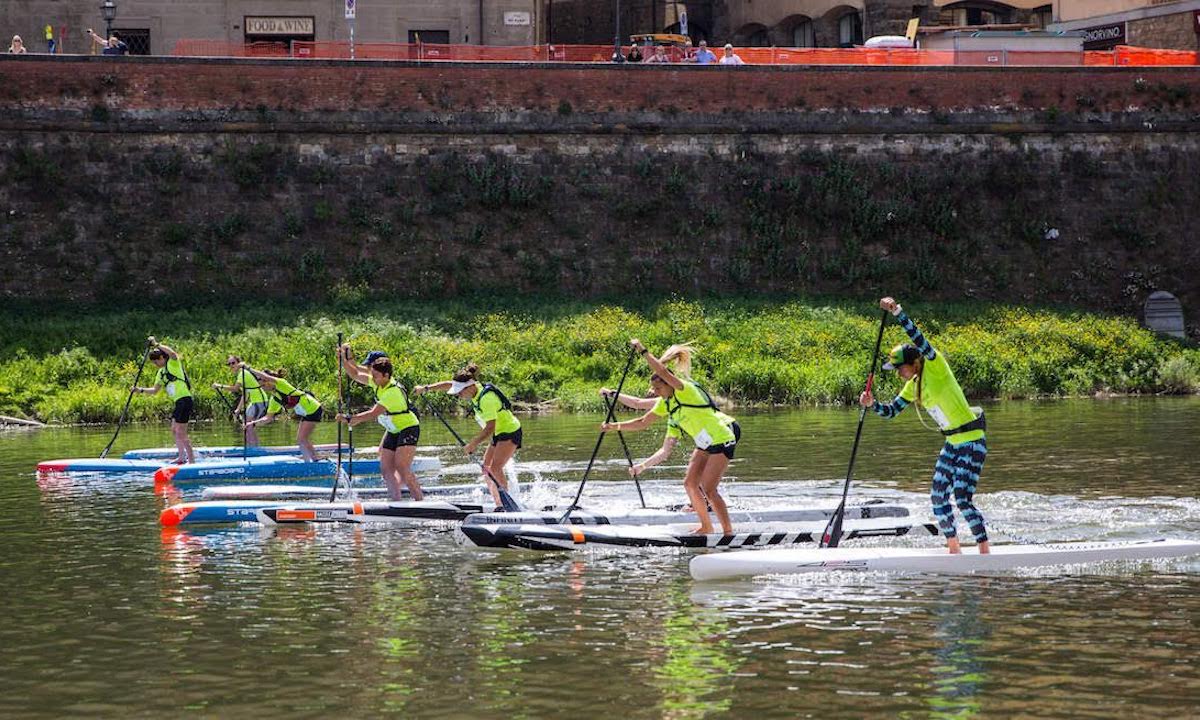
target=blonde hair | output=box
[658,343,695,379]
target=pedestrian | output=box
[860,296,990,555]
[87,28,127,55]
[694,40,716,64]
[718,43,745,65]
[646,46,670,64]
[626,43,643,62]
[8,35,27,54]
[45,25,55,54]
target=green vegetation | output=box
[0,297,1195,424]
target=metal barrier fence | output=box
[171,40,1200,67]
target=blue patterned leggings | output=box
[931,438,988,543]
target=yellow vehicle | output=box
[630,33,691,47]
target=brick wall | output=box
[0,55,1198,314]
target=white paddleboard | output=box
[689,538,1200,580]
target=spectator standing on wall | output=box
[694,40,716,64]
[45,25,55,53]
[8,35,27,53]
[718,43,744,65]
[87,28,128,55]
[626,44,643,62]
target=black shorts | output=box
[492,428,523,449]
[702,422,740,459]
[381,425,420,451]
[172,397,194,424]
[299,407,323,423]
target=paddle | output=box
[559,348,637,521]
[99,341,152,458]
[820,309,890,549]
[422,397,521,512]
[329,335,345,503]
[240,366,248,462]
[212,385,237,419]
[604,394,647,509]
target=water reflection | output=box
[3,400,1200,717]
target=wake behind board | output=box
[689,538,1200,580]
[124,443,378,460]
[154,456,440,485]
[462,503,908,528]
[257,500,485,525]
[456,518,939,551]
[202,483,476,502]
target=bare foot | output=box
[689,526,713,536]
[978,540,991,555]
[946,537,962,555]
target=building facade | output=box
[0,0,541,56]
[1051,0,1200,50]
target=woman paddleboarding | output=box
[212,355,269,446]
[135,337,194,465]
[860,297,990,554]
[239,365,325,462]
[600,340,740,535]
[339,349,423,501]
[414,363,520,510]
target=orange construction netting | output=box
[171,40,1199,67]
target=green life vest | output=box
[898,353,985,444]
[372,379,418,433]
[652,380,736,449]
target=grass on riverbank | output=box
[1,296,1196,423]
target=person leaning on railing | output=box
[8,35,27,54]
[626,44,643,63]
[87,28,128,55]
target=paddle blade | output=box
[820,504,845,548]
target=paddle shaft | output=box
[617,429,647,508]
[100,344,151,458]
[212,385,237,418]
[423,398,520,512]
[562,349,637,518]
[329,333,344,503]
[241,368,248,462]
[821,309,890,548]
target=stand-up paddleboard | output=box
[124,443,378,460]
[154,456,440,485]
[38,457,179,474]
[256,500,485,525]
[165,486,481,525]
[202,483,476,502]
[456,519,939,551]
[461,503,909,528]
[689,538,1200,580]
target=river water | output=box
[2,399,1199,717]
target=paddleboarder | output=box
[860,297,990,555]
[135,337,194,465]
[239,366,325,462]
[600,340,740,535]
[339,349,423,501]
[414,363,520,511]
[212,355,269,446]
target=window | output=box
[112,27,150,55]
[793,20,815,48]
[948,6,1011,26]
[838,13,863,46]
[409,30,451,44]
[1031,5,1052,28]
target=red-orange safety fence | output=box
[171,40,1199,67]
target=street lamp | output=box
[101,0,117,40]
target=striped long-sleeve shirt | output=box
[873,310,935,419]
